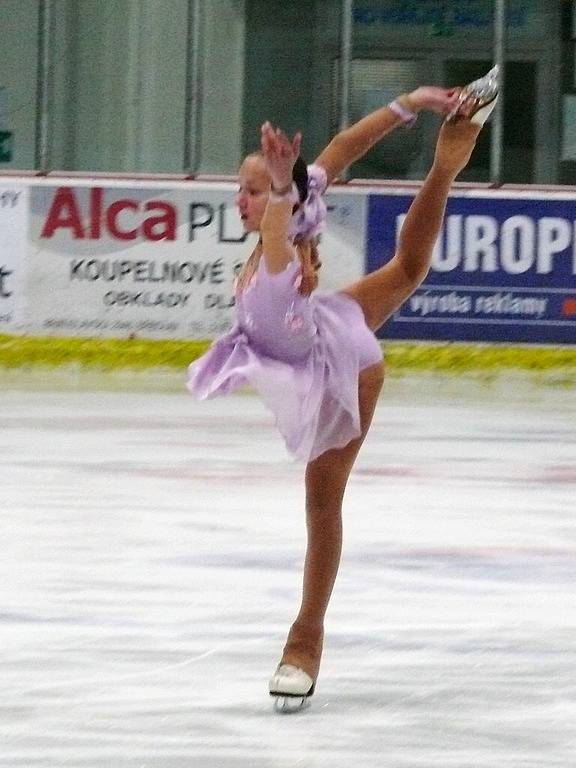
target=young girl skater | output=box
[188,72,498,711]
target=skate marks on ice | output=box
[1,390,575,767]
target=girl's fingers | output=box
[275,129,292,156]
[263,127,283,159]
[292,132,302,157]
[261,121,274,142]
[261,121,302,162]
[261,122,276,154]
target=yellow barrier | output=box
[384,342,576,382]
[1,334,575,384]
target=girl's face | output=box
[236,155,271,232]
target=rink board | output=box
[367,189,576,344]
[1,175,575,347]
[0,177,365,340]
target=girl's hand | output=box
[406,86,460,117]
[261,121,301,192]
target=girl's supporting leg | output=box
[342,120,481,332]
[280,361,384,680]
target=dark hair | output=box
[292,156,308,204]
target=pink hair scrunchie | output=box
[288,164,328,241]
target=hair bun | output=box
[292,156,309,204]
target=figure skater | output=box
[188,70,498,711]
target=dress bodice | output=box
[235,256,317,363]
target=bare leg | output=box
[280,361,384,680]
[279,121,481,679]
[342,121,481,331]
[273,101,494,694]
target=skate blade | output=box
[272,694,311,713]
[470,95,498,126]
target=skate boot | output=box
[448,64,499,126]
[269,622,322,712]
[269,664,315,712]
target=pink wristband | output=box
[389,99,417,128]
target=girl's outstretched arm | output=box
[314,86,459,186]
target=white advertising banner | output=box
[0,183,27,331]
[26,180,366,340]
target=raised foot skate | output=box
[448,64,500,126]
[269,664,315,713]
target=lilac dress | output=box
[187,166,383,463]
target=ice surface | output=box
[1,384,575,767]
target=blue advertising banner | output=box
[367,192,576,344]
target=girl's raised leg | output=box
[342,120,482,332]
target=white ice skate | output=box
[448,64,499,126]
[269,664,315,713]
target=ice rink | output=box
[2,380,576,767]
